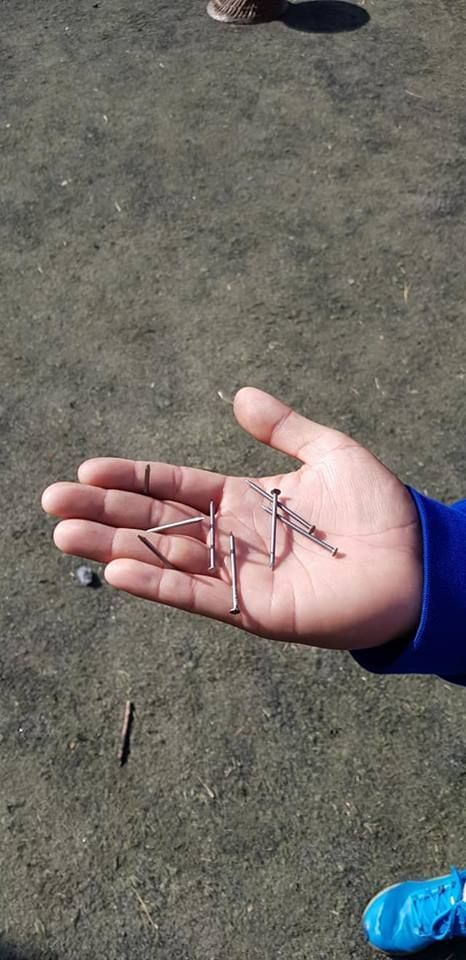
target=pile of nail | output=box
[138,467,337,617]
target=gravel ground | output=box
[1,0,466,957]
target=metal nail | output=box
[246,479,315,532]
[262,504,337,555]
[229,533,240,614]
[217,389,234,405]
[208,500,216,571]
[137,534,176,568]
[277,505,315,535]
[143,464,151,497]
[146,516,204,534]
[269,488,281,569]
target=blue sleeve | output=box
[352,488,466,683]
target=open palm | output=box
[42,388,422,651]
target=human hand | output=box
[41,387,422,650]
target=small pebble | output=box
[75,565,95,587]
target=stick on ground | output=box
[118,700,134,766]
[131,881,159,932]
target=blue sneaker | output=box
[362,866,466,954]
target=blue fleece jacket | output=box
[352,489,466,683]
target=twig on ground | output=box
[118,700,134,766]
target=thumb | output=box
[233,387,347,463]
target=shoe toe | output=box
[363,891,392,952]
[362,885,418,955]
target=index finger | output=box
[78,458,226,514]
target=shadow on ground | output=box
[283,0,370,32]
[0,946,57,960]
[414,941,466,960]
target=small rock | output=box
[75,565,95,587]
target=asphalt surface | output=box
[1,0,466,958]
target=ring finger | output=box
[53,519,213,575]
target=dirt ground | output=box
[1,0,466,958]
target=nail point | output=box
[217,389,234,405]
